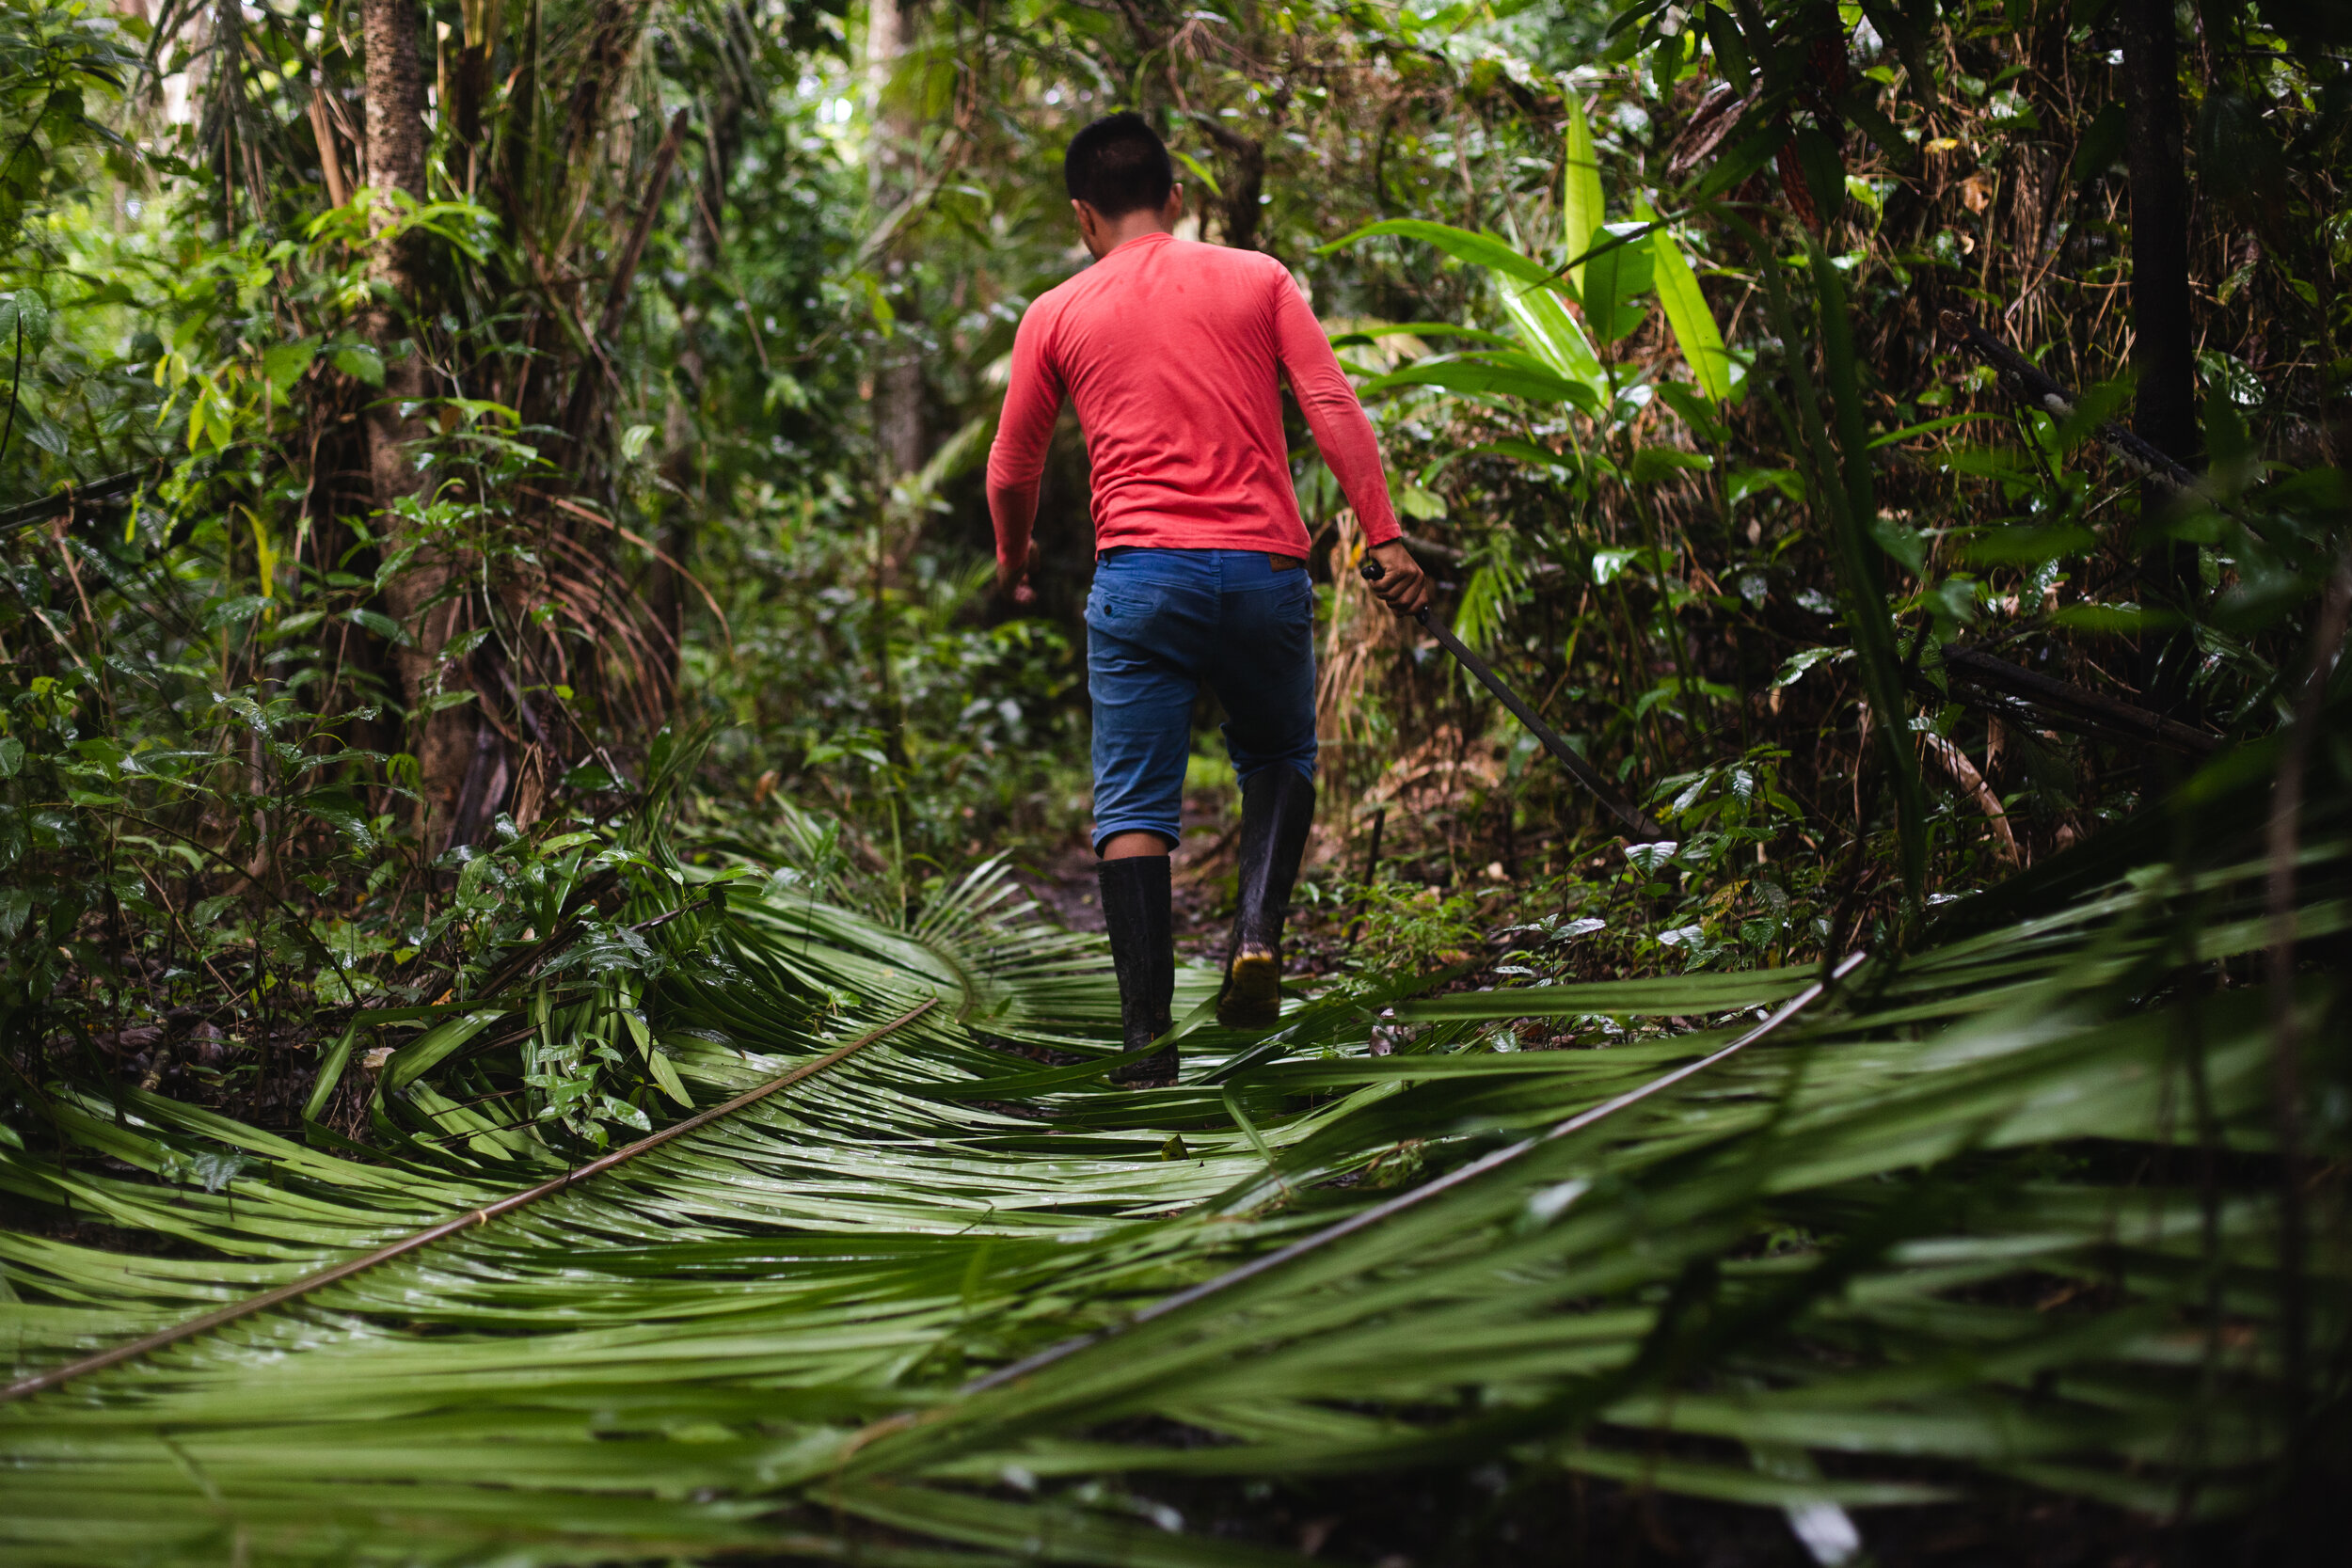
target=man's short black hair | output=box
[1063,112,1175,217]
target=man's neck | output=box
[1086,215,1174,260]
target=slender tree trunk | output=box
[363,0,469,844]
[2122,0,2198,467]
[867,0,926,490]
[650,67,746,687]
[453,0,502,193]
[203,0,240,239]
[500,0,540,221]
[2121,0,2200,712]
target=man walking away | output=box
[987,112,1429,1086]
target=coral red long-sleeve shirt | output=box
[985,231,1401,573]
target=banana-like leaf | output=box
[1491,275,1608,394]
[1328,216,1610,409]
[1563,93,1606,297]
[1320,217,1560,289]
[1638,195,1733,402]
[1581,220,1656,344]
[1357,351,1603,417]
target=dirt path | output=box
[1015,789,1240,967]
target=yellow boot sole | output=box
[1216,949,1282,1029]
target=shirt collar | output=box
[1104,230,1177,259]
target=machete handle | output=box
[1357,552,1432,625]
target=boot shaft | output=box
[1219,766,1315,1030]
[1096,854,1174,1048]
[1232,766,1316,951]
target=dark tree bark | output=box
[2122,0,2199,466]
[2120,0,2201,712]
[500,0,540,217]
[1198,120,1265,251]
[452,0,502,191]
[362,0,471,844]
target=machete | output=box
[1360,555,1667,844]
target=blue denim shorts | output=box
[1086,547,1318,852]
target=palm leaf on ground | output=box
[0,736,2344,1564]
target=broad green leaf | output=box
[1629,446,1715,485]
[2048,603,2183,636]
[1638,198,1732,402]
[1868,513,1928,576]
[1321,219,1559,290]
[1470,436,1580,471]
[382,1008,507,1090]
[645,1048,692,1107]
[1169,148,1223,198]
[262,337,319,397]
[332,342,385,388]
[1327,321,1518,351]
[1581,221,1656,344]
[1493,277,1607,391]
[1358,352,1604,416]
[1959,522,2096,567]
[0,288,51,354]
[298,785,375,850]
[344,606,407,643]
[1562,95,1606,295]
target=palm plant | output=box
[3,695,2345,1562]
[1319,94,1741,786]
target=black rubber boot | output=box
[1217,766,1315,1029]
[1098,854,1176,1085]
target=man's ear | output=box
[1164,183,1184,224]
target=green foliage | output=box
[2,0,2351,1553]
[0,0,133,266]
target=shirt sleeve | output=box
[1268,263,1402,547]
[985,300,1068,575]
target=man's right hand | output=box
[997,536,1042,607]
[1362,539,1431,616]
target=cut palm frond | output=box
[1,736,2345,1565]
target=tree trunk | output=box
[2120,0,2200,713]
[362,0,469,845]
[453,0,502,193]
[867,0,926,489]
[562,0,655,184]
[649,68,747,687]
[2122,0,2198,467]
[1199,121,1265,251]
